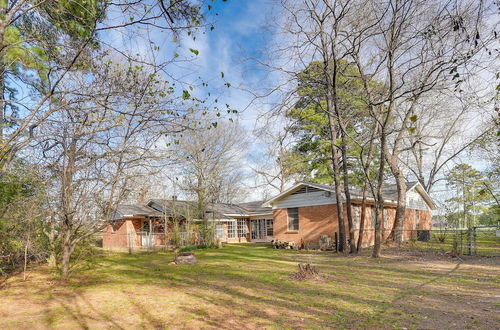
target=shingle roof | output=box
[112,204,161,220]
[290,181,418,201]
[237,201,273,215]
[146,199,272,219]
[263,181,427,207]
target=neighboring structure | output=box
[103,181,436,250]
[263,181,436,248]
[102,199,273,249]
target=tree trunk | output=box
[340,130,355,253]
[391,172,407,243]
[60,225,74,282]
[42,218,58,268]
[356,183,369,252]
[356,127,377,253]
[327,113,347,254]
[23,234,29,281]
[60,242,71,282]
[372,130,386,258]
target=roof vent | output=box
[290,185,324,195]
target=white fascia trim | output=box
[409,183,437,210]
[190,218,234,222]
[223,213,273,217]
[263,182,329,207]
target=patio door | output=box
[251,219,268,240]
[141,220,153,247]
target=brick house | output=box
[103,181,436,250]
[263,181,436,248]
[102,199,273,249]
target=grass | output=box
[1,244,499,329]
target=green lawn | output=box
[1,244,499,329]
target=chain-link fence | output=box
[398,226,500,256]
[97,230,222,252]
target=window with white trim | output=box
[287,208,299,231]
[215,224,225,239]
[237,219,247,237]
[371,207,376,229]
[266,219,273,236]
[415,210,419,229]
[227,221,236,238]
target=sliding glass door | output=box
[250,219,273,240]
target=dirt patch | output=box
[381,246,500,266]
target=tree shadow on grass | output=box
[122,290,164,329]
[5,244,497,329]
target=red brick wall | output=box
[103,219,137,248]
[273,203,431,248]
[273,205,340,246]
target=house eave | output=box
[223,213,273,217]
[264,181,436,210]
[410,183,437,210]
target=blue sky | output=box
[185,0,276,125]
[101,0,281,200]
[98,0,496,203]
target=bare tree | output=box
[402,88,497,193]
[0,0,208,169]
[268,0,368,253]
[35,57,188,281]
[339,0,495,255]
[251,124,303,197]
[172,120,248,241]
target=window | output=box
[287,208,299,231]
[237,219,247,237]
[266,219,274,236]
[383,209,389,229]
[371,207,376,229]
[352,206,360,230]
[415,210,419,229]
[215,224,225,239]
[227,221,236,238]
[142,220,150,232]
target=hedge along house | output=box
[263,181,437,249]
[102,199,273,249]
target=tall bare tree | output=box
[36,57,188,280]
[172,120,248,241]
[251,124,304,197]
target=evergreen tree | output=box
[286,60,380,186]
[446,163,488,228]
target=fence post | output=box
[468,228,473,256]
[128,232,132,254]
[148,232,152,252]
[473,227,477,255]
[460,230,463,255]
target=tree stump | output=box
[289,263,320,281]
